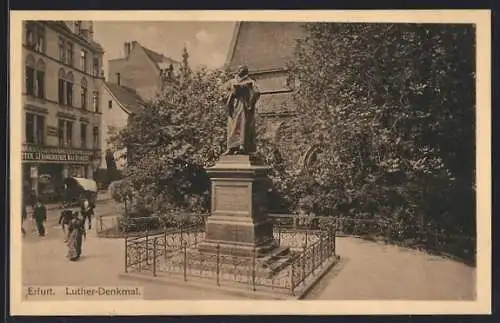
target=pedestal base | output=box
[196,155,292,278]
[188,245,292,278]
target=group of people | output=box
[22,193,95,262]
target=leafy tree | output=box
[111,67,290,219]
[289,23,476,244]
[180,44,192,79]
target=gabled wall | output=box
[108,42,161,101]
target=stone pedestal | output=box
[196,155,290,275]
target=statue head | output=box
[236,65,249,78]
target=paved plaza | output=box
[22,214,476,300]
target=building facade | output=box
[225,22,314,172]
[108,41,180,101]
[99,82,144,171]
[22,20,104,202]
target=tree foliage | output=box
[289,23,476,240]
[111,66,290,217]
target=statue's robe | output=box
[225,76,261,153]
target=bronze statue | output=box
[223,65,261,155]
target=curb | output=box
[295,255,341,299]
[118,272,294,300]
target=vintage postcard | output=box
[9,10,491,315]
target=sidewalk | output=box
[28,190,112,211]
[22,229,476,300]
[22,229,248,300]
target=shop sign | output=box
[22,148,93,163]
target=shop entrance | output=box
[38,164,64,203]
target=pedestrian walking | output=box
[59,204,73,242]
[66,211,86,261]
[32,199,47,237]
[81,194,94,230]
[22,204,27,237]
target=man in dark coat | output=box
[59,203,73,242]
[32,199,47,236]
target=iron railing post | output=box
[301,246,306,284]
[252,247,256,291]
[312,243,316,272]
[216,244,220,286]
[290,258,295,296]
[124,234,128,273]
[153,238,157,277]
[163,228,167,260]
[183,241,187,282]
[145,229,149,265]
[278,224,281,246]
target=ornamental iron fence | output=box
[124,219,337,296]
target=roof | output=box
[142,44,180,68]
[104,82,145,114]
[65,177,98,192]
[226,22,305,71]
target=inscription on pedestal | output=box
[214,185,249,212]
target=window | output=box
[116,73,121,85]
[66,121,73,148]
[35,24,45,53]
[92,91,99,113]
[66,42,74,66]
[25,22,35,47]
[58,79,65,104]
[92,58,99,77]
[26,22,44,53]
[81,78,87,109]
[35,70,45,98]
[66,82,73,106]
[25,113,45,145]
[58,69,66,104]
[35,59,45,99]
[58,119,65,147]
[25,66,35,96]
[80,123,87,148]
[25,113,35,144]
[108,100,112,109]
[66,72,74,107]
[59,37,66,62]
[35,114,45,145]
[92,126,99,149]
[80,50,87,72]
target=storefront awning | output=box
[65,177,98,193]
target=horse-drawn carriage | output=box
[61,177,98,207]
[59,177,98,230]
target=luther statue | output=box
[223,65,261,155]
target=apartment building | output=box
[22,20,104,201]
[108,40,180,101]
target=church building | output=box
[224,22,317,173]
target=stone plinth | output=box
[197,155,290,267]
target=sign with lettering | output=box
[22,151,92,162]
[214,185,249,212]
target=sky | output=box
[93,21,236,77]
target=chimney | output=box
[88,23,94,40]
[124,42,131,58]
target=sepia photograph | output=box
[9,10,491,315]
